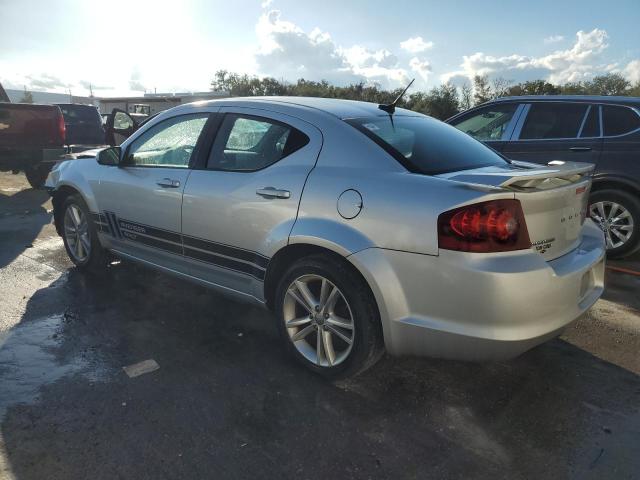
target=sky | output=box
[1,0,639,97]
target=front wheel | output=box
[275,255,384,379]
[61,194,109,271]
[589,189,640,258]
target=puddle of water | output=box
[0,314,73,418]
[0,309,111,419]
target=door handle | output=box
[256,187,291,199]
[156,178,181,188]
[569,147,592,152]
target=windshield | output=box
[346,115,508,175]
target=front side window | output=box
[520,103,588,140]
[126,113,209,168]
[347,115,508,175]
[603,105,640,136]
[207,114,309,171]
[450,103,519,141]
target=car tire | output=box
[275,254,384,379]
[61,194,109,271]
[589,189,640,258]
[24,164,52,189]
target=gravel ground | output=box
[1,171,639,479]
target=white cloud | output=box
[400,36,434,53]
[409,57,432,82]
[543,35,564,44]
[254,10,413,87]
[442,28,610,85]
[623,59,640,84]
[261,0,273,8]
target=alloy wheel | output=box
[590,201,635,250]
[63,204,91,262]
[283,274,355,367]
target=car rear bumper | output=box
[348,219,605,360]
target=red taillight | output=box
[438,199,531,253]
[57,109,66,145]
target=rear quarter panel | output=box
[294,125,514,256]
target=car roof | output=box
[197,96,417,119]
[489,95,640,106]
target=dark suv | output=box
[447,96,640,258]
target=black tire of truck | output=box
[24,164,52,189]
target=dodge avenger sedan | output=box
[46,97,605,378]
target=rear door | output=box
[95,112,212,271]
[596,104,640,179]
[181,107,322,299]
[503,102,603,166]
[448,102,522,153]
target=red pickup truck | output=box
[0,103,67,188]
[0,100,140,188]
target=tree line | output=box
[211,70,640,120]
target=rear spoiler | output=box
[445,160,594,191]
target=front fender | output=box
[48,158,101,213]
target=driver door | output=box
[105,108,137,146]
[95,112,212,271]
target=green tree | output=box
[19,87,34,103]
[560,82,588,95]
[473,75,492,105]
[507,79,560,96]
[584,73,630,95]
[459,82,473,111]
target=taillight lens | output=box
[56,109,66,145]
[438,199,531,253]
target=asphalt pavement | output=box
[1,171,639,479]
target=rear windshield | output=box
[346,115,508,175]
[58,105,101,126]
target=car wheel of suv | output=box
[275,254,384,379]
[589,189,640,258]
[61,194,109,271]
[24,164,52,189]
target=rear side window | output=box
[603,105,640,136]
[207,114,309,171]
[520,103,588,140]
[346,116,508,175]
[579,106,600,138]
[450,103,518,141]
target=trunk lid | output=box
[438,160,594,260]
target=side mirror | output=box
[97,146,121,166]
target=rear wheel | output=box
[24,164,52,189]
[589,189,640,258]
[275,255,384,379]
[61,194,109,271]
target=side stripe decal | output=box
[91,211,269,280]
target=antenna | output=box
[378,78,414,115]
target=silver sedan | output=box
[47,97,606,377]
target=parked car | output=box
[47,98,605,377]
[56,103,106,152]
[0,102,66,188]
[447,96,640,258]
